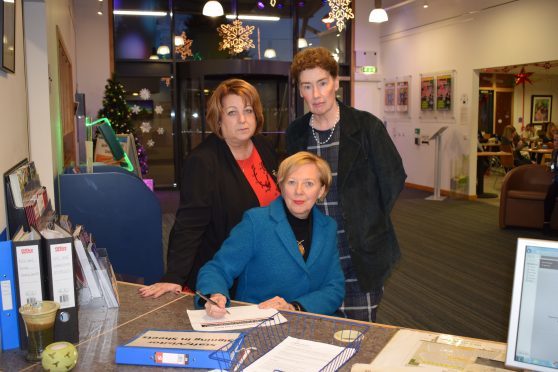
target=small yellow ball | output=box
[41,341,78,371]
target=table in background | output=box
[1,282,397,371]
[526,148,553,164]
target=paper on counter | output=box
[187,305,287,331]
[244,336,354,372]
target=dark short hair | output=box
[290,47,338,84]
[277,151,332,196]
[206,79,264,138]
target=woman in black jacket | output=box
[139,79,280,298]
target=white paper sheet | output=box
[187,305,287,331]
[244,336,354,372]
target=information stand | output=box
[425,126,448,201]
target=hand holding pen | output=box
[196,291,230,318]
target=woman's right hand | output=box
[204,293,228,318]
[138,282,182,298]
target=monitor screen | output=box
[506,238,558,371]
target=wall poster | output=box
[436,74,452,111]
[396,81,409,112]
[420,76,435,111]
[384,82,396,112]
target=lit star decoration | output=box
[154,105,164,115]
[147,139,155,148]
[514,67,533,86]
[131,105,141,114]
[217,19,255,55]
[139,88,151,100]
[140,121,152,133]
[175,32,193,60]
[157,127,165,135]
[328,0,354,31]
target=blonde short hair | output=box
[277,152,332,196]
[206,79,264,138]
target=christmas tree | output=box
[97,75,149,176]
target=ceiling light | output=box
[157,45,170,55]
[113,10,167,16]
[149,54,160,60]
[225,14,280,21]
[97,3,103,15]
[369,0,388,23]
[423,1,429,8]
[321,15,334,24]
[297,38,308,49]
[174,35,184,46]
[203,1,224,17]
[264,48,277,58]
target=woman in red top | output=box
[139,79,280,298]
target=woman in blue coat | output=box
[196,152,345,316]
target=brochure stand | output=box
[425,126,448,201]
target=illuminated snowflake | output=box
[154,105,164,115]
[328,0,354,31]
[131,104,141,114]
[156,127,165,135]
[147,139,155,148]
[175,32,193,60]
[217,19,255,55]
[140,121,152,133]
[270,0,276,6]
[139,88,151,100]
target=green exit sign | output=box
[360,66,377,74]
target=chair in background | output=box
[499,143,515,173]
[499,164,558,229]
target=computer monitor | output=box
[506,238,558,371]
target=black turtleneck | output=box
[283,200,312,261]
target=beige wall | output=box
[355,0,558,196]
[0,0,29,234]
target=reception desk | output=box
[2,282,402,371]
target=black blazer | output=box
[162,134,279,289]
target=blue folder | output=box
[0,239,20,350]
[115,329,245,369]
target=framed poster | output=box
[436,74,452,110]
[531,95,552,124]
[1,0,16,72]
[384,82,395,112]
[396,81,409,112]
[420,76,434,111]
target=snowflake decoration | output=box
[328,0,354,31]
[157,127,165,135]
[175,32,193,60]
[154,105,164,115]
[140,121,152,133]
[139,88,151,100]
[131,104,141,114]
[217,19,255,55]
[269,0,276,6]
[147,139,155,148]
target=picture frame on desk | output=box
[1,0,16,73]
[531,95,552,124]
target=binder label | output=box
[15,244,43,305]
[154,352,188,365]
[49,242,76,309]
[1,280,14,310]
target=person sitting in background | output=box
[196,152,345,317]
[541,122,557,145]
[501,125,531,167]
[139,79,280,299]
[543,133,558,234]
[521,123,538,143]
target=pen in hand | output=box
[195,290,231,315]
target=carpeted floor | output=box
[155,187,552,342]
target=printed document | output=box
[187,305,287,331]
[244,336,354,372]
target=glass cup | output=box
[19,301,60,362]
